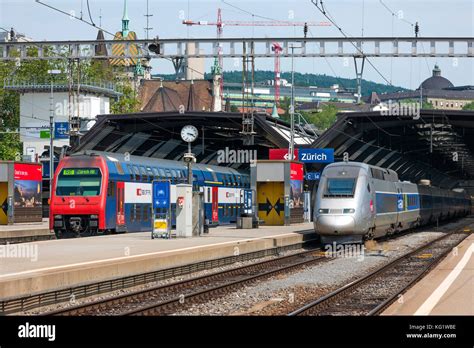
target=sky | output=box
[1,0,473,89]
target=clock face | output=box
[181,125,198,143]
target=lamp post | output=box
[48,69,61,197]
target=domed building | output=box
[418,65,454,91]
[368,65,474,110]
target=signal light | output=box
[148,42,161,54]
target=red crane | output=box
[183,9,331,104]
[272,42,283,106]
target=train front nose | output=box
[315,214,356,235]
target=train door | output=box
[116,182,125,229]
[257,182,284,225]
[212,187,218,223]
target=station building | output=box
[369,65,474,110]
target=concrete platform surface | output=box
[383,233,474,315]
[0,223,315,299]
[0,219,53,242]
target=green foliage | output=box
[0,60,21,160]
[110,85,140,114]
[0,49,125,160]
[301,105,339,131]
[462,102,474,110]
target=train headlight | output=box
[343,208,355,214]
[318,209,329,214]
[54,215,62,219]
[91,215,98,219]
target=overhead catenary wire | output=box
[86,0,96,27]
[311,0,393,87]
[378,0,431,76]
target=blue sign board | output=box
[54,122,69,139]
[153,181,171,209]
[243,189,253,214]
[305,172,321,181]
[298,148,334,163]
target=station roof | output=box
[72,111,317,170]
[310,109,474,189]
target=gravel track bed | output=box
[20,246,310,315]
[303,232,468,316]
[172,219,471,315]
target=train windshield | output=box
[325,178,356,197]
[56,168,102,196]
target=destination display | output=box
[62,168,100,176]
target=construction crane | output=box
[272,42,283,106]
[183,8,331,102]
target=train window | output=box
[152,167,160,180]
[136,205,142,221]
[207,188,211,203]
[133,166,141,181]
[115,162,125,175]
[107,182,115,197]
[236,175,242,187]
[171,169,177,180]
[370,168,384,180]
[159,168,166,179]
[140,166,148,182]
[229,175,234,186]
[146,167,154,179]
[143,206,148,221]
[132,204,136,222]
[126,164,134,181]
[325,178,356,197]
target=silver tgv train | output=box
[313,162,471,244]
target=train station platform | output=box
[0,219,54,244]
[0,223,315,300]
[383,232,474,315]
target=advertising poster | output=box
[290,163,303,208]
[13,163,42,222]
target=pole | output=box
[49,78,54,197]
[289,45,295,161]
[47,69,61,198]
[187,141,193,188]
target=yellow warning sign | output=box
[0,182,8,225]
[257,182,284,226]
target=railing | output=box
[3,78,120,95]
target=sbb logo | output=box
[136,188,151,196]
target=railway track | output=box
[1,238,314,315]
[288,230,470,316]
[47,247,327,316]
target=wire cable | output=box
[311,0,393,86]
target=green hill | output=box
[154,70,410,96]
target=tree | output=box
[302,105,339,131]
[110,84,140,114]
[462,102,474,110]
